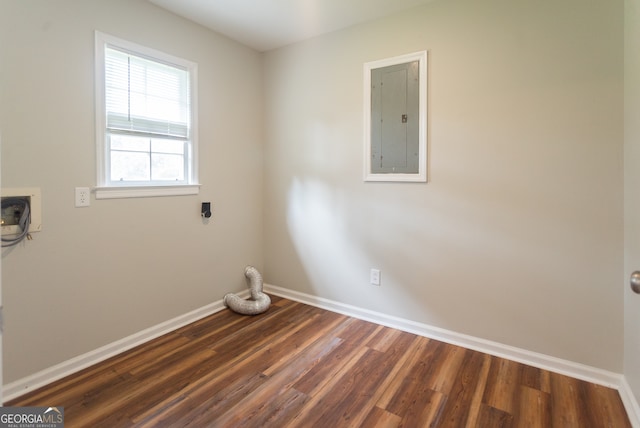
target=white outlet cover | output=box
[370,269,381,285]
[75,187,91,207]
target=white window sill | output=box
[95,184,201,199]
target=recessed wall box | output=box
[201,202,212,218]
[1,187,42,236]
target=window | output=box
[95,32,199,198]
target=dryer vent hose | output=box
[224,266,271,315]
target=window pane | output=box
[111,151,150,181]
[152,138,184,154]
[110,134,150,152]
[108,134,186,182]
[152,153,184,181]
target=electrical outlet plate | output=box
[75,187,90,207]
[370,268,381,286]
[1,187,42,234]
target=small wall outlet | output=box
[75,187,90,207]
[370,268,381,286]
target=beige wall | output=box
[0,0,264,383]
[625,0,640,399]
[263,0,624,371]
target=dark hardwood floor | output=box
[7,296,631,427]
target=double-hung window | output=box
[95,32,199,198]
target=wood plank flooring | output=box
[7,296,631,427]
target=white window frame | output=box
[94,31,200,199]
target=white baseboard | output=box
[263,283,640,427]
[2,293,246,403]
[620,377,640,428]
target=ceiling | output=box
[148,0,435,52]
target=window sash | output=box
[106,132,189,186]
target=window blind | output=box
[105,46,190,139]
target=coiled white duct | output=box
[224,266,271,315]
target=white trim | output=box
[94,184,201,199]
[363,50,428,183]
[95,32,107,188]
[620,377,640,428]
[2,293,246,403]
[94,31,199,194]
[263,283,639,424]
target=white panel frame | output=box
[364,51,427,182]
